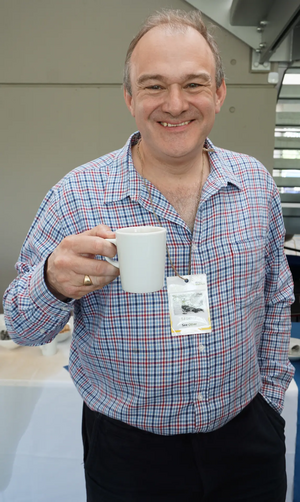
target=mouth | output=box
[159,120,193,128]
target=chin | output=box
[161,141,202,159]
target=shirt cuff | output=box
[29,259,75,314]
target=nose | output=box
[161,85,189,116]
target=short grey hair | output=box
[123,9,225,95]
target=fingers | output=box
[68,253,118,279]
[66,261,120,300]
[45,225,120,300]
[61,226,117,258]
[46,258,119,300]
[83,224,115,238]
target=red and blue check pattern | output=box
[3,133,294,435]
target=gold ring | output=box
[83,275,93,286]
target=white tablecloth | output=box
[0,340,298,502]
[0,339,85,502]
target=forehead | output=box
[130,25,216,81]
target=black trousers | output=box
[82,394,287,502]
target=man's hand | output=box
[45,225,119,300]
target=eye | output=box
[186,83,202,89]
[146,85,163,90]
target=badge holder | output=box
[167,274,211,336]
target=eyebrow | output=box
[136,72,211,86]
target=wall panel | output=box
[0,0,278,307]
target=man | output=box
[3,9,294,502]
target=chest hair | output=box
[160,184,202,232]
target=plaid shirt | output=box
[3,132,294,435]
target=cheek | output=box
[135,99,160,121]
[197,97,219,119]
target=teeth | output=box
[160,121,191,128]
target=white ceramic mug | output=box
[40,337,58,356]
[105,226,166,293]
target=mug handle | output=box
[104,238,119,269]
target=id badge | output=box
[167,274,211,336]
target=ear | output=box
[215,79,226,114]
[123,87,135,117]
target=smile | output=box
[159,121,192,128]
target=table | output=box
[0,336,298,502]
[0,339,86,502]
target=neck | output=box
[136,138,211,233]
[134,138,209,190]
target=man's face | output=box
[124,25,226,164]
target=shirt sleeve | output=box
[258,183,295,413]
[3,186,75,345]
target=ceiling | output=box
[186,0,300,63]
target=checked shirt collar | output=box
[103,132,242,214]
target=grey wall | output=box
[0,0,278,310]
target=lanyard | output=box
[136,138,208,283]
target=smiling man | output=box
[124,23,226,233]
[125,24,225,166]
[3,9,294,502]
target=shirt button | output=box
[192,243,197,251]
[197,393,204,401]
[198,344,205,352]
